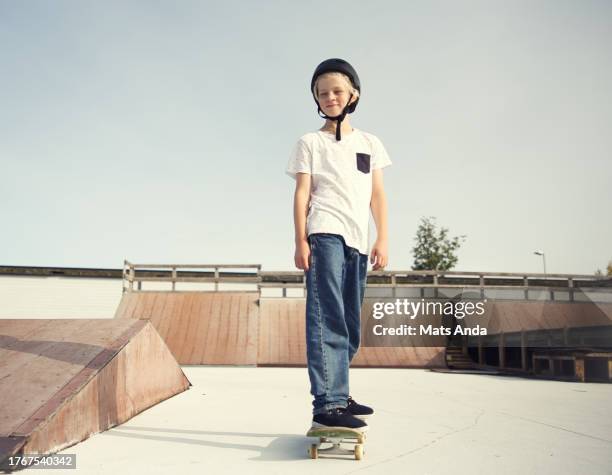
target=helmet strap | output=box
[316,93,354,141]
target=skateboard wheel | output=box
[355,444,364,460]
[309,444,318,459]
[354,444,364,460]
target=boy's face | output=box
[316,75,356,117]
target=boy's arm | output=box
[293,173,311,270]
[370,169,388,270]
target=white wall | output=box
[0,276,262,319]
[0,276,123,318]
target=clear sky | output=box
[1,0,611,274]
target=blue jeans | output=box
[305,233,368,415]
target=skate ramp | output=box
[257,298,446,367]
[115,292,259,364]
[115,292,446,367]
[483,301,612,333]
[0,319,190,465]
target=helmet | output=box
[310,58,361,141]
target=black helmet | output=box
[310,58,361,141]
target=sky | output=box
[1,0,611,275]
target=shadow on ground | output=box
[103,426,308,461]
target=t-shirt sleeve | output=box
[285,139,312,179]
[371,135,392,170]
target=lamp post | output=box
[533,250,547,278]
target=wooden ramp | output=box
[115,292,259,365]
[483,301,612,333]
[0,319,190,464]
[257,298,446,367]
[115,292,446,368]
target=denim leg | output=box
[305,233,350,415]
[343,249,369,363]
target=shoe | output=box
[311,406,368,432]
[346,396,374,420]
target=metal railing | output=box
[122,261,262,292]
[122,262,611,301]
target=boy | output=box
[286,58,391,432]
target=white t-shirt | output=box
[286,128,392,255]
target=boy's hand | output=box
[370,239,388,271]
[294,239,311,271]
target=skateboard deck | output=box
[306,426,366,460]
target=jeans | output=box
[305,233,368,415]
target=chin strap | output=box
[317,93,354,141]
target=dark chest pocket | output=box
[356,153,371,174]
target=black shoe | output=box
[311,406,368,432]
[346,396,374,420]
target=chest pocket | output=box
[356,153,371,174]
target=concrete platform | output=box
[15,366,611,474]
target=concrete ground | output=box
[23,367,612,475]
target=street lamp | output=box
[533,250,547,278]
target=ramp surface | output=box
[115,292,446,367]
[485,301,612,332]
[0,319,190,464]
[257,298,446,367]
[115,292,259,364]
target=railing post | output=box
[499,333,505,369]
[214,267,219,291]
[129,265,135,292]
[433,273,439,298]
[521,331,527,371]
[568,277,574,302]
[257,265,262,295]
[122,260,128,294]
[575,358,585,382]
[172,267,177,291]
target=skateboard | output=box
[306,426,366,460]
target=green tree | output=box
[594,260,612,276]
[412,216,466,271]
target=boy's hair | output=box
[313,72,360,102]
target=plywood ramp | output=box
[257,298,446,368]
[257,298,307,366]
[479,301,612,334]
[115,292,259,365]
[0,319,190,464]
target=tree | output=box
[412,216,466,271]
[594,260,612,276]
